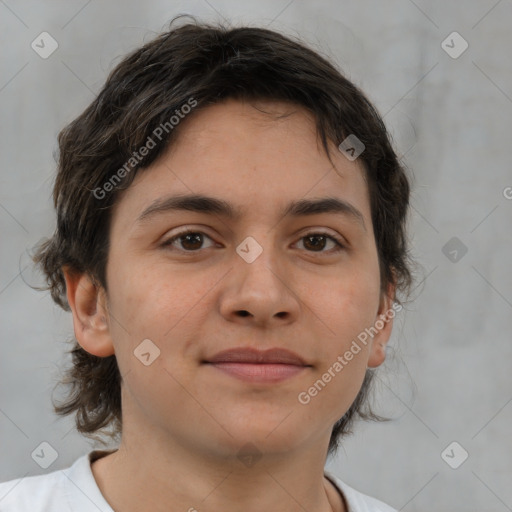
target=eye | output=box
[161,229,345,254]
[161,230,216,251]
[295,232,345,253]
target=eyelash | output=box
[161,229,346,254]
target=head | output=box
[35,16,412,459]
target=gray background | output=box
[1,1,511,511]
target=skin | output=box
[64,98,395,512]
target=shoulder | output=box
[0,465,69,511]
[324,470,398,512]
[0,450,114,512]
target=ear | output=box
[63,266,115,357]
[367,280,396,368]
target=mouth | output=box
[203,347,311,383]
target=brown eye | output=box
[178,233,204,250]
[162,231,215,251]
[297,233,344,253]
[303,235,327,251]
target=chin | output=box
[216,421,308,456]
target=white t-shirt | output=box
[0,450,397,511]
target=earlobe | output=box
[63,266,115,357]
[367,282,396,368]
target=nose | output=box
[219,240,301,327]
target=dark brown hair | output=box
[34,15,412,457]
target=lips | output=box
[204,347,311,383]
[205,347,309,366]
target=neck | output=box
[91,431,345,512]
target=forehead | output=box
[112,99,372,229]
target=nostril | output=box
[237,310,250,317]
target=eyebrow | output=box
[136,193,366,230]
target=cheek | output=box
[108,258,173,316]
[306,269,380,406]
[106,260,213,352]
[319,268,381,338]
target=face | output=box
[78,99,394,459]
